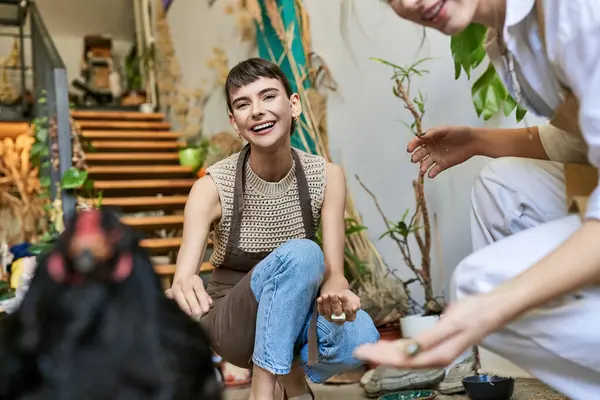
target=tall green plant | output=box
[451,23,527,122]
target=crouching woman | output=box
[167,57,379,399]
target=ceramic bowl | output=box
[462,375,515,400]
[378,390,437,400]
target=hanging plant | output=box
[450,23,527,122]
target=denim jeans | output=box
[249,239,380,383]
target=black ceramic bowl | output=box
[462,375,515,400]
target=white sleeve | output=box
[554,1,600,220]
[538,123,588,164]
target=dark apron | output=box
[200,144,320,368]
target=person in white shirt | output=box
[353,0,600,398]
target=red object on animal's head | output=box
[47,209,133,285]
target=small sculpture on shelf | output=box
[73,35,115,107]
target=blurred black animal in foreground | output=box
[0,208,221,400]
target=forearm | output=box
[322,231,348,288]
[173,245,205,284]
[320,162,350,290]
[324,261,348,285]
[472,126,549,160]
[491,220,600,323]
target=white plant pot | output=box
[400,314,439,338]
[139,103,154,113]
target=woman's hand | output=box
[165,275,213,320]
[408,126,479,178]
[353,293,507,368]
[318,275,361,324]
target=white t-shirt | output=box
[484,0,600,219]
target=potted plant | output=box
[121,45,150,107]
[357,57,445,339]
[178,134,211,175]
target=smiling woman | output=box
[354,1,600,399]
[166,58,379,400]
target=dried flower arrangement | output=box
[224,0,257,43]
[357,57,444,316]
[0,132,47,246]
[154,0,218,138]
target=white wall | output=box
[167,0,256,134]
[166,0,549,303]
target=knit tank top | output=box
[205,148,327,267]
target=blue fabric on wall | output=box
[256,0,317,155]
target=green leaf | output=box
[471,63,508,120]
[503,95,517,117]
[516,104,527,122]
[82,178,94,191]
[450,23,488,79]
[30,142,47,158]
[95,191,103,208]
[40,176,51,188]
[29,242,53,256]
[397,221,410,237]
[379,227,400,240]
[369,57,404,71]
[450,23,528,122]
[345,224,367,236]
[60,167,88,189]
[0,289,15,301]
[401,208,410,222]
[35,127,48,142]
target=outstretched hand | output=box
[407,125,478,178]
[353,294,508,369]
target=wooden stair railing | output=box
[72,109,214,289]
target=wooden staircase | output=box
[71,110,214,288]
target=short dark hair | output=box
[225,57,297,134]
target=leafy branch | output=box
[363,57,444,316]
[450,23,527,122]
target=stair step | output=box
[94,179,195,190]
[71,110,164,121]
[140,237,213,252]
[121,215,184,230]
[87,165,193,179]
[90,141,182,151]
[140,237,181,253]
[81,130,182,140]
[154,262,214,276]
[85,195,188,211]
[76,120,171,130]
[0,122,29,139]
[85,152,180,164]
